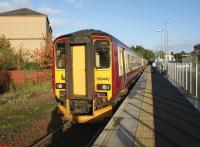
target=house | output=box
[0,8,52,54]
[165,54,174,61]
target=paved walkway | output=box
[93,66,200,147]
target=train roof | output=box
[56,29,130,48]
[55,29,143,58]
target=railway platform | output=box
[93,66,200,147]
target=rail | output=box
[31,121,72,147]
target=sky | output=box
[0,0,200,53]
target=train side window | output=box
[133,56,137,67]
[56,42,65,69]
[94,40,110,69]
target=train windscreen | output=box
[94,40,110,69]
[56,42,65,69]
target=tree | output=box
[134,45,146,57]
[180,51,186,55]
[131,45,155,60]
[194,44,200,52]
[0,35,15,70]
[144,49,155,60]
[174,51,188,62]
[32,34,53,69]
[14,46,29,70]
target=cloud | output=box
[13,0,28,3]
[0,0,30,12]
[50,17,94,37]
[36,7,61,16]
[64,0,85,8]
[0,2,12,11]
[74,2,84,8]
[50,18,69,29]
[74,19,89,29]
[65,0,76,3]
[168,39,199,53]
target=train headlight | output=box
[56,83,65,89]
[58,84,63,89]
[97,84,110,90]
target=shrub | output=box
[0,35,40,70]
[23,62,43,70]
[14,46,30,70]
[32,34,53,69]
[0,35,15,70]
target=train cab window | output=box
[56,42,65,69]
[94,40,110,69]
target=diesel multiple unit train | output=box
[52,30,147,123]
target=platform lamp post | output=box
[163,20,172,72]
[157,28,164,59]
[164,20,172,54]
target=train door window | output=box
[94,40,110,69]
[130,55,133,70]
[137,57,139,66]
[131,55,134,70]
[124,51,129,73]
[56,42,65,69]
[118,47,123,76]
[127,54,130,72]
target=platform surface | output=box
[92,67,200,147]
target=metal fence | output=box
[166,55,200,99]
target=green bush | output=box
[0,35,15,70]
[0,35,46,70]
[23,62,44,70]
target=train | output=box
[52,30,147,123]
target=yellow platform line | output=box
[134,67,155,147]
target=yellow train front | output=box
[52,30,147,123]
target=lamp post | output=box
[164,20,172,53]
[157,28,164,59]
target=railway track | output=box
[31,121,72,147]
[31,119,109,147]
[29,95,132,146]
[31,82,137,147]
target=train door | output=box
[118,47,126,87]
[65,36,94,114]
[122,49,127,86]
[71,45,86,96]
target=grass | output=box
[0,81,51,103]
[0,81,56,135]
[0,98,56,134]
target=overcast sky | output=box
[0,0,199,53]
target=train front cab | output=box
[54,35,113,123]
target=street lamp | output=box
[157,28,164,59]
[164,20,172,53]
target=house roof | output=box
[0,8,45,16]
[0,8,51,25]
